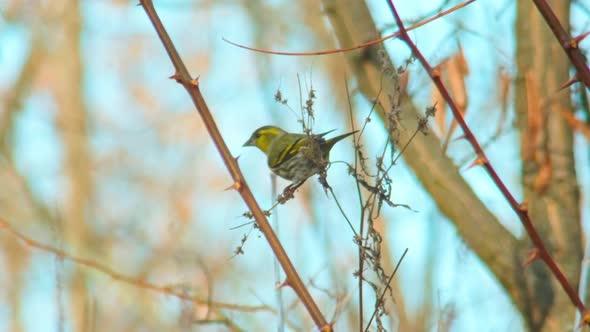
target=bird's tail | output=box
[324,130,358,151]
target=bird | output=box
[243,125,356,188]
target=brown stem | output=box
[385,0,587,320]
[138,1,329,330]
[530,0,590,88]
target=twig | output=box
[327,186,358,237]
[364,248,408,332]
[385,0,588,321]
[137,1,329,330]
[530,0,590,88]
[222,0,476,57]
[344,77,366,332]
[0,219,273,314]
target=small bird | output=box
[243,125,356,187]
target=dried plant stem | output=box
[385,0,588,321]
[345,78,366,332]
[364,248,408,332]
[138,1,329,330]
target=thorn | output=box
[465,156,487,170]
[523,248,540,267]
[190,76,200,87]
[168,73,182,83]
[136,2,141,6]
[277,279,290,289]
[567,32,590,49]
[575,31,590,44]
[581,311,590,327]
[451,134,467,142]
[224,182,241,191]
[559,75,579,91]
[564,31,590,49]
[565,39,578,49]
[518,199,528,213]
[431,67,441,79]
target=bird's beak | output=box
[243,137,253,147]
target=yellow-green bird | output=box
[243,125,356,185]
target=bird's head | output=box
[243,125,286,154]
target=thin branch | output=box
[0,219,273,314]
[344,77,366,332]
[327,186,358,237]
[364,248,408,332]
[385,0,588,321]
[137,1,329,330]
[222,0,476,56]
[530,0,590,88]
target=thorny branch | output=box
[385,0,589,323]
[530,0,590,88]
[138,1,330,330]
[364,248,408,332]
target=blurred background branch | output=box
[0,0,588,331]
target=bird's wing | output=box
[268,134,308,168]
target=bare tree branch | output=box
[138,1,330,330]
[385,0,587,323]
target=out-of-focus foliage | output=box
[0,0,588,331]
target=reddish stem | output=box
[530,0,590,88]
[385,0,587,319]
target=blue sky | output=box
[1,0,589,331]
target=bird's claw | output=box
[277,181,305,204]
